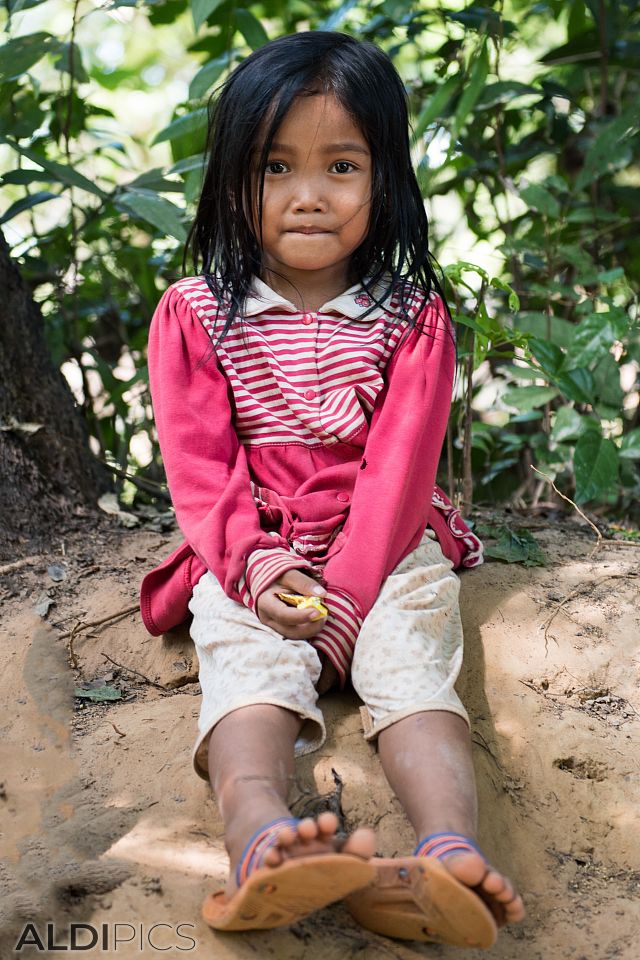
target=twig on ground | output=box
[531,466,602,557]
[109,722,126,737]
[542,571,639,652]
[0,556,43,575]
[100,652,166,690]
[58,604,140,641]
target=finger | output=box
[261,591,316,627]
[266,619,326,641]
[278,569,327,598]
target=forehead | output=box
[266,93,369,151]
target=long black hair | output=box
[185,30,451,347]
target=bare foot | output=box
[437,849,525,926]
[226,811,375,896]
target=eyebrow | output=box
[269,141,370,155]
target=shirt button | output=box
[302,314,313,325]
[337,492,350,503]
[304,389,316,400]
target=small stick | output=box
[531,466,602,557]
[57,604,140,640]
[542,571,639,650]
[109,722,126,737]
[0,556,43,575]
[100,652,166,690]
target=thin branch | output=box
[100,653,166,690]
[531,466,602,558]
[58,604,140,641]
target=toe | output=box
[504,893,526,923]
[342,826,376,860]
[481,869,508,896]
[316,811,339,839]
[297,817,321,843]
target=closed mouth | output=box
[288,228,331,235]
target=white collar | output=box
[241,275,393,321]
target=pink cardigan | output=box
[140,278,482,666]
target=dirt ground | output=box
[1,511,639,960]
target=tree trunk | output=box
[0,230,109,555]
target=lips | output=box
[287,227,331,234]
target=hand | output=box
[255,569,329,641]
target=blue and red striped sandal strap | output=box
[236,816,301,888]
[414,832,485,862]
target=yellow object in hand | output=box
[276,592,329,618]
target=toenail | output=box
[240,911,258,920]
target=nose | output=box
[291,175,327,213]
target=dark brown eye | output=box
[332,161,355,174]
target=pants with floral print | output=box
[189,529,468,781]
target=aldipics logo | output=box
[14,922,197,953]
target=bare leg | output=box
[208,704,375,895]
[377,711,525,925]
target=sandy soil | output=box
[1,513,639,960]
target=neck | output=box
[261,264,354,313]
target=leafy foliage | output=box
[1,0,639,517]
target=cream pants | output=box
[188,530,468,781]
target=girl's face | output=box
[256,93,372,291]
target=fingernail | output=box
[312,585,326,596]
[309,612,325,621]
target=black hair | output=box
[185,30,451,347]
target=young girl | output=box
[140,30,525,946]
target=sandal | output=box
[345,831,498,948]
[202,816,376,931]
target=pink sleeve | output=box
[148,285,314,607]
[320,296,455,621]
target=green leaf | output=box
[189,53,231,100]
[169,154,204,175]
[191,0,225,31]
[74,685,122,702]
[596,267,625,283]
[0,190,59,225]
[515,312,574,350]
[484,529,546,567]
[574,433,618,502]
[0,140,109,198]
[554,368,594,405]
[116,190,187,241]
[551,407,593,443]
[619,429,640,460]
[489,275,519,311]
[152,107,208,145]
[529,337,564,375]
[575,104,640,191]
[0,32,57,80]
[1,169,52,186]
[413,75,459,141]
[54,42,89,84]
[502,385,559,413]
[475,81,539,110]
[520,183,561,219]
[235,9,269,49]
[453,38,489,137]
[570,314,622,367]
[318,0,359,30]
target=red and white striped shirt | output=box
[140,275,483,684]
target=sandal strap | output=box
[414,832,485,862]
[236,816,301,887]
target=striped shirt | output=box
[141,275,483,684]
